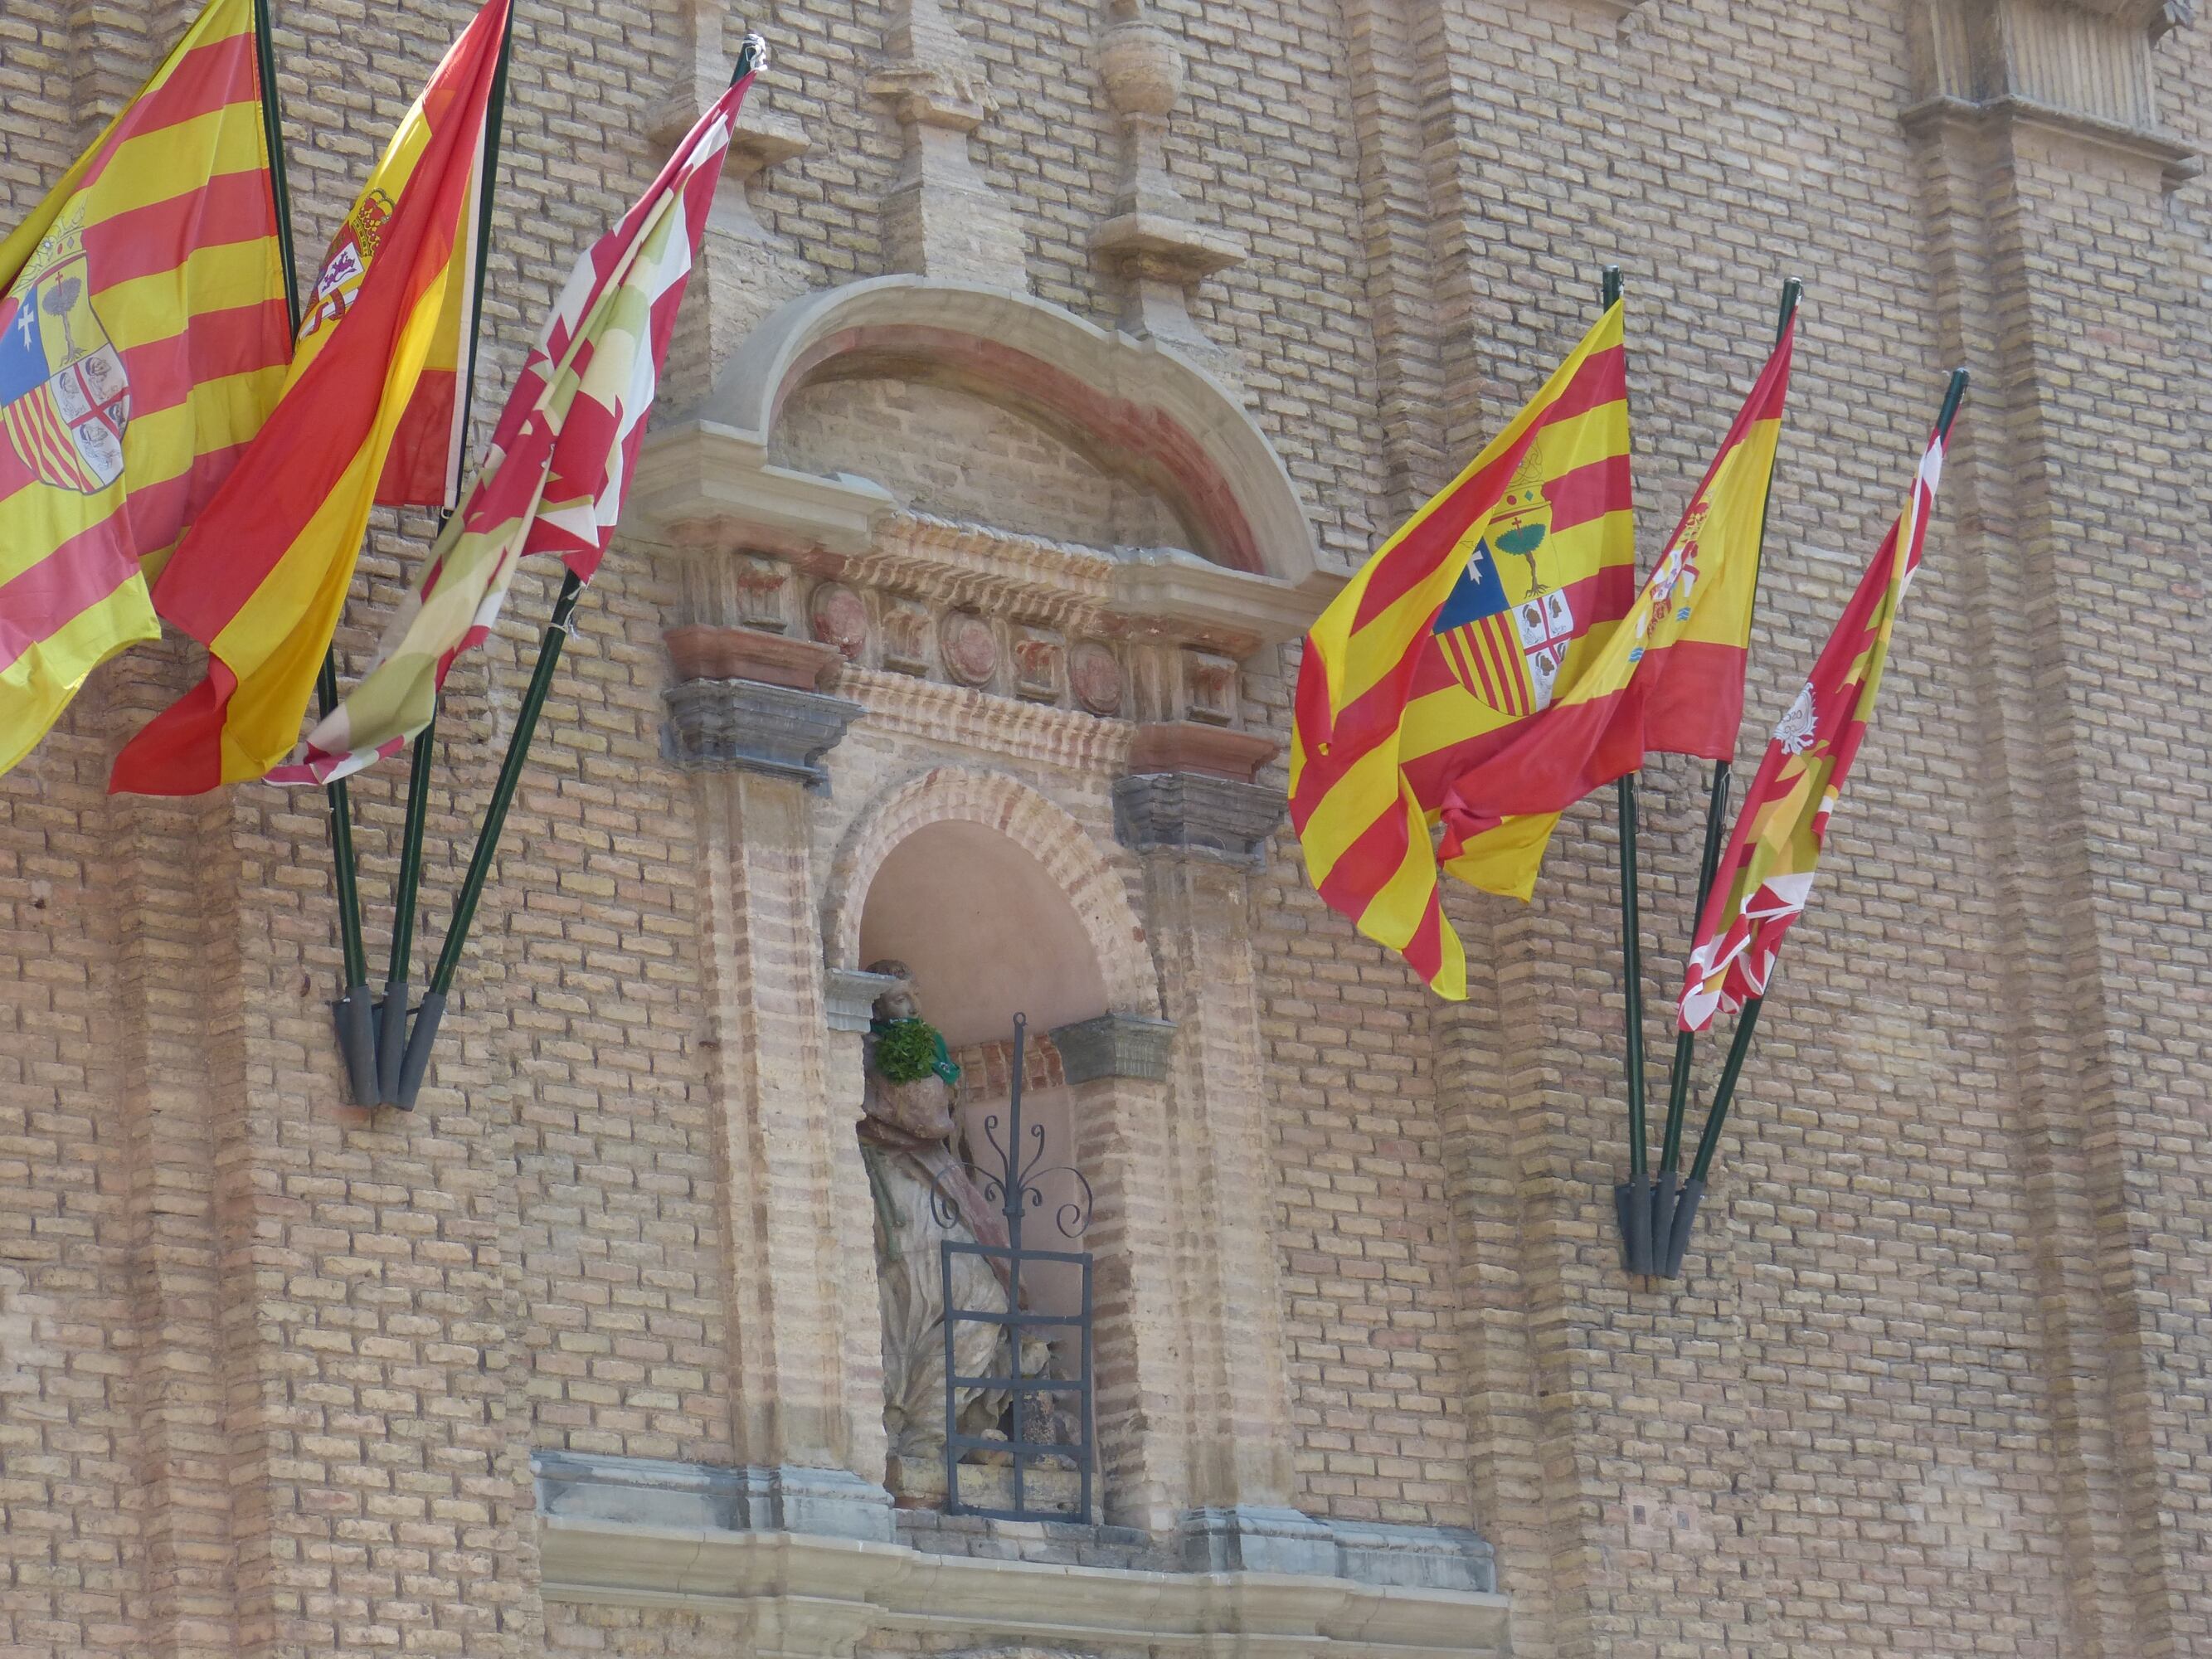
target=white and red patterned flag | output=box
[1677,377,1963,1032]
[270,56,760,786]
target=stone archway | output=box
[824,766,1159,1022]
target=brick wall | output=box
[1,1,2205,1657]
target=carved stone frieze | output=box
[1012,625,1065,703]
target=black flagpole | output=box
[1647,275,1801,1269]
[392,32,771,1110]
[1660,367,1970,1277]
[375,0,518,1106]
[253,0,378,1107]
[1597,265,1658,1278]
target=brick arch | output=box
[824,766,1159,1020]
[706,275,1321,583]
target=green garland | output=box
[871,1016,960,1087]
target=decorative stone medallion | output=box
[809,581,871,661]
[940,611,999,687]
[1068,640,1125,716]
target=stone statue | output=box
[855,961,1015,1503]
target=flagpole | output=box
[252,0,377,1107]
[376,0,518,1105]
[1592,265,1661,1277]
[1660,366,1969,1277]
[1649,275,1801,1267]
[393,571,584,1109]
[1659,990,1763,1274]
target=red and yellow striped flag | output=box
[109,0,512,795]
[1290,304,1631,996]
[1414,321,1796,891]
[1679,386,1960,1031]
[0,0,292,776]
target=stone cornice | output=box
[538,1515,1512,1657]
[1901,92,2200,183]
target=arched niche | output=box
[703,276,1322,583]
[824,766,1159,1022]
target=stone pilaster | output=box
[868,0,1028,289]
[674,671,890,1511]
[1903,4,2200,1652]
[1116,764,1300,1514]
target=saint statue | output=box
[855,961,1016,1502]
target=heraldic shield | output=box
[0,213,131,495]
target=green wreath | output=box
[871,1016,961,1087]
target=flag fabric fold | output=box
[1678,397,1957,1033]
[109,0,513,796]
[0,0,292,776]
[1424,320,1796,874]
[1289,303,1632,996]
[270,71,756,788]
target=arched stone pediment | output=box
[702,275,1321,583]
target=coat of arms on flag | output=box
[1431,444,1577,716]
[300,190,396,343]
[0,210,130,494]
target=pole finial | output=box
[732,30,770,85]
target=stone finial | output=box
[648,3,815,411]
[868,0,1030,289]
[1091,0,1247,355]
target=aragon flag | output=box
[1414,318,1796,888]
[1678,383,1962,1032]
[108,0,513,795]
[0,0,292,777]
[269,65,761,788]
[1290,302,1632,998]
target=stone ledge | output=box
[663,679,865,786]
[1182,1506,1497,1595]
[1900,92,2200,185]
[539,1512,1511,1657]
[535,1452,896,1545]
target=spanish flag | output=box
[1290,303,1632,996]
[1679,377,1962,1031]
[0,0,292,776]
[1415,319,1796,888]
[109,0,513,795]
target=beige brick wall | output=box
[1,1,2205,1657]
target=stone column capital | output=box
[824,969,902,1034]
[1112,772,1286,866]
[1050,1012,1177,1083]
[664,679,865,788]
